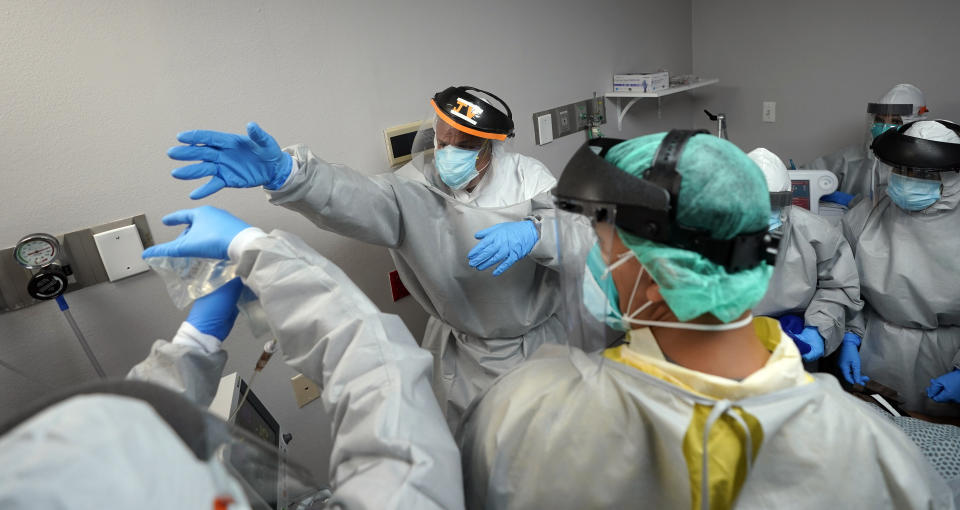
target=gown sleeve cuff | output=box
[172,321,222,355]
[228,227,268,262]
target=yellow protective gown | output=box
[458,318,953,509]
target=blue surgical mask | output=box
[583,243,627,331]
[768,210,783,231]
[435,145,481,190]
[886,173,941,211]
[871,122,899,139]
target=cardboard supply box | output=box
[613,72,670,93]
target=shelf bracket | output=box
[615,97,641,131]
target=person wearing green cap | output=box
[457,131,952,509]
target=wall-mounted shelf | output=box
[606,78,719,129]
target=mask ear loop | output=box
[604,249,755,331]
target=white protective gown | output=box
[138,230,464,508]
[458,319,953,509]
[753,206,862,354]
[842,171,960,417]
[268,143,593,430]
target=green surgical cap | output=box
[605,132,773,323]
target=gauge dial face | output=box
[15,235,60,269]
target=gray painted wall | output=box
[691,0,960,163]
[0,0,694,479]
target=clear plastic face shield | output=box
[747,148,793,232]
[410,115,496,191]
[872,120,960,211]
[555,198,641,349]
[409,86,515,193]
[865,103,910,147]
[1,386,329,510]
[202,412,330,509]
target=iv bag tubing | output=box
[55,296,106,379]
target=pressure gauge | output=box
[14,233,61,269]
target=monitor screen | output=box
[230,380,281,509]
[791,179,811,210]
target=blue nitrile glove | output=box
[169,122,293,199]
[142,206,251,260]
[820,191,855,207]
[777,315,805,351]
[837,332,869,385]
[795,326,826,362]
[926,369,960,404]
[468,220,539,276]
[186,277,244,341]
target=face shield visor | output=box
[865,102,911,147]
[553,134,779,351]
[0,381,329,510]
[872,120,960,210]
[410,86,515,193]
[205,412,329,509]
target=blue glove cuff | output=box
[265,152,294,190]
[842,331,861,348]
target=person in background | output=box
[163,86,589,430]
[841,120,960,418]
[748,147,862,365]
[805,83,928,206]
[457,131,952,509]
[0,206,464,510]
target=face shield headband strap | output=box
[769,191,793,208]
[461,86,514,125]
[870,120,960,171]
[555,133,780,272]
[866,103,913,116]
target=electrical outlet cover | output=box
[291,373,322,408]
[93,225,149,282]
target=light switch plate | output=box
[536,114,553,144]
[763,101,776,123]
[291,373,322,408]
[93,225,149,282]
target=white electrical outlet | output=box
[763,101,776,123]
[93,225,149,282]
[291,373,321,408]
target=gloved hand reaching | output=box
[837,332,869,385]
[926,369,960,404]
[169,122,293,199]
[795,326,826,362]
[142,206,251,260]
[820,191,855,208]
[186,277,244,341]
[468,220,539,276]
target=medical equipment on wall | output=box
[13,233,106,378]
[229,338,279,423]
[209,372,331,509]
[786,170,839,215]
[703,109,728,140]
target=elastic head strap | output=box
[643,129,710,217]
